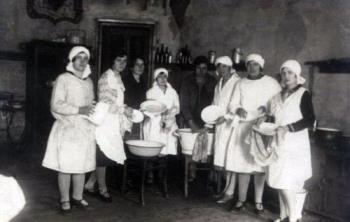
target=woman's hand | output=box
[124,106,134,119]
[276,126,289,135]
[79,104,95,116]
[188,120,200,132]
[215,116,226,125]
[255,116,268,127]
[258,106,267,115]
[236,108,247,119]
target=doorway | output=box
[96,19,155,86]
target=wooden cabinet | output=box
[25,40,93,154]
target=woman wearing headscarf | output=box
[212,56,241,204]
[227,54,281,213]
[42,46,96,213]
[143,68,180,156]
[266,60,314,222]
[84,51,133,203]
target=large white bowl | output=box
[253,123,278,136]
[177,128,214,155]
[125,140,164,157]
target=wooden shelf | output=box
[155,61,246,72]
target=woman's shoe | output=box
[71,198,89,210]
[232,200,246,211]
[59,201,71,214]
[254,202,264,215]
[216,194,234,204]
[98,191,113,203]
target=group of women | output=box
[42,46,180,214]
[41,45,315,222]
[212,55,315,222]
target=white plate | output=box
[82,102,110,126]
[130,110,144,123]
[253,122,278,136]
[201,105,225,124]
[140,100,167,115]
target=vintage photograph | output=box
[0,0,348,221]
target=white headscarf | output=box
[66,46,92,79]
[246,53,265,68]
[215,56,233,67]
[280,60,306,85]
[153,67,168,80]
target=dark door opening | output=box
[96,19,155,86]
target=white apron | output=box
[267,87,312,190]
[213,73,240,168]
[42,73,96,174]
[95,69,131,164]
[143,83,180,155]
[225,75,281,173]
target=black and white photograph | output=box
[0,0,349,221]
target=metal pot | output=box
[315,127,343,150]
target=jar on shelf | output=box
[66,29,86,45]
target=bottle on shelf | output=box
[165,47,169,65]
[160,44,165,64]
[168,50,173,64]
[155,47,160,64]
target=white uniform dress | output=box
[95,69,132,164]
[213,73,240,168]
[42,73,96,173]
[226,75,281,173]
[267,87,312,190]
[143,83,180,155]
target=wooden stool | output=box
[122,155,168,206]
[183,154,220,197]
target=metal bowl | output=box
[125,140,164,157]
[177,128,214,155]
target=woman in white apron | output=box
[84,52,133,203]
[143,68,179,156]
[212,56,241,204]
[42,46,96,213]
[227,54,281,213]
[267,60,315,222]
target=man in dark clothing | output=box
[123,57,147,109]
[180,56,217,131]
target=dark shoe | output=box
[216,194,233,204]
[254,202,264,215]
[59,201,71,214]
[98,191,113,203]
[232,200,246,211]
[71,198,89,210]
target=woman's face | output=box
[72,53,89,72]
[216,64,231,77]
[132,58,145,76]
[156,73,168,87]
[281,67,298,87]
[247,61,261,76]
[113,55,128,73]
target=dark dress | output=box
[122,72,147,139]
[179,73,217,128]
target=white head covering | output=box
[280,60,305,85]
[66,46,92,79]
[153,68,168,80]
[246,53,265,68]
[215,56,233,67]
